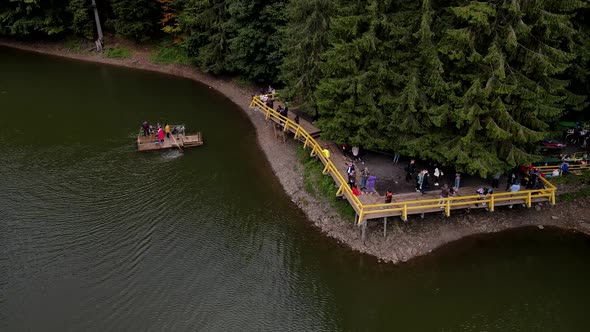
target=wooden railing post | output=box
[489,194,495,212]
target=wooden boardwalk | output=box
[249,96,557,238]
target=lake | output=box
[1,47,590,331]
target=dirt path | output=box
[3,38,590,264]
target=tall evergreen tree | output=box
[316,0,588,176]
[109,0,160,41]
[567,3,590,118]
[429,0,587,175]
[227,0,287,82]
[279,0,333,116]
[175,0,232,74]
[315,0,411,149]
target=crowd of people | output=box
[258,86,301,126]
[141,121,172,143]
[337,149,561,207]
[254,91,566,208]
[345,162,379,198]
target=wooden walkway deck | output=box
[249,96,557,240]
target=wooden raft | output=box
[137,132,203,152]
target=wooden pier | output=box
[137,127,203,152]
[249,96,557,238]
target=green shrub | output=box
[149,44,191,65]
[296,143,355,221]
[557,187,590,202]
[64,37,84,52]
[551,170,590,185]
[104,47,131,59]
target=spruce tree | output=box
[428,0,587,175]
[315,0,413,149]
[567,4,590,116]
[279,0,334,116]
[175,0,232,74]
[226,0,287,82]
[110,0,160,41]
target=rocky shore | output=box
[3,38,590,264]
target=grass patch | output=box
[149,43,191,65]
[550,170,590,185]
[557,187,590,202]
[104,46,131,59]
[296,144,356,221]
[64,37,85,52]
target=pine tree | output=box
[387,0,452,161]
[315,0,413,149]
[428,0,587,175]
[110,0,160,41]
[175,0,232,74]
[567,3,590,115]
[279,0,334,116]
[316,0,587,175]
[226,0,287,82]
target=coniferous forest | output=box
[1,0,589,175]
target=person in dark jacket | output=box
[405,159,416,182]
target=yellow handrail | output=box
[249,96,557,225]
[536,164,590,176]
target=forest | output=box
[1,0,589,175]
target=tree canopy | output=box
[1,0,588,174]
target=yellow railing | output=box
[249,96,557,225]
[250,97,364,218]
[536,164,590,176]
[360,176,555,221]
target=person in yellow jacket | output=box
[164,123,171,138]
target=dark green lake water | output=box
[2,47,590,331]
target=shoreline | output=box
[3,39,590,264]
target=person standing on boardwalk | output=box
[164,123,171,138]
[142,121,150,136]
[433,167,443,186]
[454,173,461,189]
[157,126,165,143]
[417,170,426,194]
[405,159,416,182]
[348,169,356,189]
[385,190,393,203]
[393,152,400,164]
[346,162,355,176]
[366,175,377,194]
[423,170,430,191]
[351,146,360,162]
[492,172,501,188]
[438,184,450,206]
[360,167,369,191]
[506,168,517,191]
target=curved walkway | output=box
[249,97,557,237]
